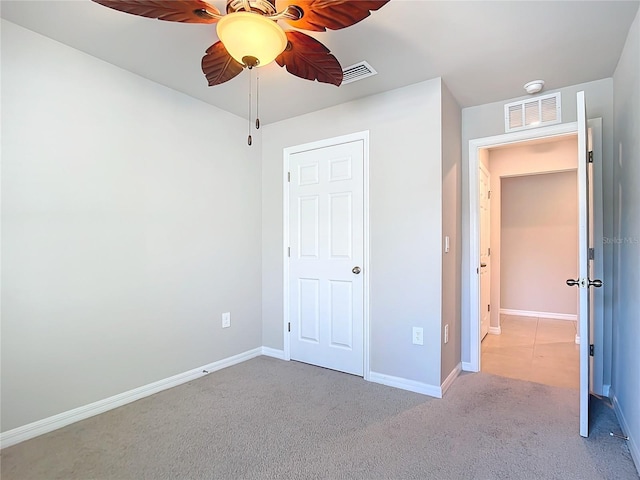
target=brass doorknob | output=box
[352,266,361,275]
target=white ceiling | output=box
[2,0,638,124]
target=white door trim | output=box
[467,122,578,372]
[588,117,604,395]
[282,131,370,380]
[478,161,491,341]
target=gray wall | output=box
[441,82,462,382]
[612,8,640,464]
[461,78,615,387]
[261,79,446,388]
[500,171,578,315]
[1,21,262,431]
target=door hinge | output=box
[589,344,594,356]
[588,248,595,260]
[488,190,491,199]
[288,322,291,332]
[588,151,594,163]
[488,247,491,256]
[488,304,491,312]
[288,247,291,257]
[287,172,291,182]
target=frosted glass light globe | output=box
[217,12,287,67]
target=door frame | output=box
[466,120,604,384]
[282,131,371,380]
[478,160,491,340]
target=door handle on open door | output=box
[352,266,361,274]
[480,263,487,267]
[566,278,603,287]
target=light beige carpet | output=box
[1,356,638,479]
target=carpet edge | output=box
[369,371,441,398]
[0,347,263,449]
[611,387,640,473]
[441,362,462,396]
[261,347,286,360]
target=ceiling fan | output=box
[92,0,390,87]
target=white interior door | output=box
[575,90,593,438]
[288,139,364,376]
[479,163,491,340]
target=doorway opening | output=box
[466,119,604,395]
[478,136,580,388]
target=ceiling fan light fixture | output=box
[216,12,287,68]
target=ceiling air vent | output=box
[342,61,377,85]
[504,92,561,133]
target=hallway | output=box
[481,314,579,389]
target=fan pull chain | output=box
[247,67,252,146]
[255,72,261,130]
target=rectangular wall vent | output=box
[504,92,561,133]
[342,61,377,85]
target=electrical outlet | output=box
[412,327,423,345]
[222,312,231,328]
[444,324,449,344]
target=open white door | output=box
[570,91,602,437]
[577,90,590,438]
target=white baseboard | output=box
[610,388,640,472]
[369,371,442,398]
[0,347,263,449]
[489,326,502,335]
[500,308,577,322]
[261,347,286,360]
[602,384,611,398]
[461,362,475,372]
[441,363,461,396]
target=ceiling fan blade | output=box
[91,0,220,23]
[202,41,245,86]
[275,31,342,86]
[277,0,389,31]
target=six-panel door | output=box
[288,140,364,375]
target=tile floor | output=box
[481,314,579,389]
